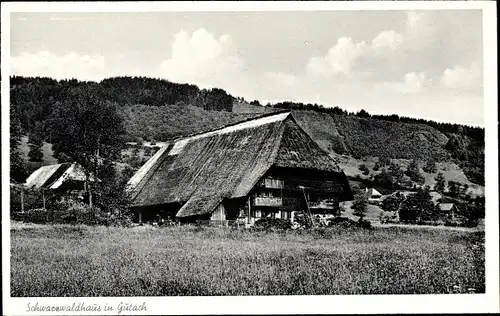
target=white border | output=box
[2,1,498,315]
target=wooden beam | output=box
[43,190,48,222]
[20,187,24,213]
[247,196,251,226]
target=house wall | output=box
[210,203,226,221]
[246,166,351,223]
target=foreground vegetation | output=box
[11,222,484,296]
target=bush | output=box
[358,218,372,229]
[18,202,133,227]
[293,211,312,228]
[328,217,372,229]
[359,164,370,175]
[443,217,477,228]
[253,218,292,230]
[328,217,357,228]
[19,208,48,224]
[379,212,398,224]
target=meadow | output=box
[10,222,484,296]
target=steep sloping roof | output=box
[25,163,87,190]
[439,203,455,211]
[365,188,382,198]
[127,111,348,216]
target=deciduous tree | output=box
[399,187,439,223]
[46,85,126,208]
[10,105,27,183]
[352,195,368,219]
[434,172,446,193]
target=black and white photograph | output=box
[1,1,498,315]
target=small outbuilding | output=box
[23,162,92,209]
[438,203,459,218]
[25,162,89,191]
[365,187,383,201]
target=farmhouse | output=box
[365,187,383,202]
[20,162,92,211]
[25,163,88,191]
[438,203,459,218]
[127,111,353,225]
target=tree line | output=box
[10,76,484,187]
[268,100,484,185]
[10,76,235,140]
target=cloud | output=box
[440,61,482,91]
[371,30,403,54]
[383,72,430,94]
[306,37,367,78]
[11,51,106,81]
[160,28,246,92]
[305,11,469,84]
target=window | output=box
[261,178,284,189]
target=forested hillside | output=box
[329,114,450,161]
[10,76,234,136]
[10,76,485,186]
[273,102,485,185]
[120,104,262,141]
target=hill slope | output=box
[291,110,450,163]
[120,104,265,141]
[329,113,449,161]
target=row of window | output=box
[251,210,292,220]
[260,178,284,189]
[256,191,279,198]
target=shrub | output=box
[293,211,312,228]
[358,218,372,229]
[19,208,48,224]
[328,217,372,229]
[359,164,370,175]
[136,137,144,146]
[328,217,358,228]
[423,158,437,173]
[352,195,368,219]
[253,218,292,230]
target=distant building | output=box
[127,111,353,225]
[25,163,88,192]
[438,203,459,218]
[365,187,383,202]
[22,162,93,211]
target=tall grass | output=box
[10,223,484,296]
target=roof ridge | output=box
[167,109,291,142]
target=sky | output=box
[10,10,484,126]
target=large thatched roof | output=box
[127,111,347,217]
[25,163,87,190]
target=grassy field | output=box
[10,222,484,296]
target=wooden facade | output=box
[200,166,351,226]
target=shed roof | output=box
[25,163,87,190]
[439,203,455,211]
[366,187,382,198]
[127,111,349,217]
